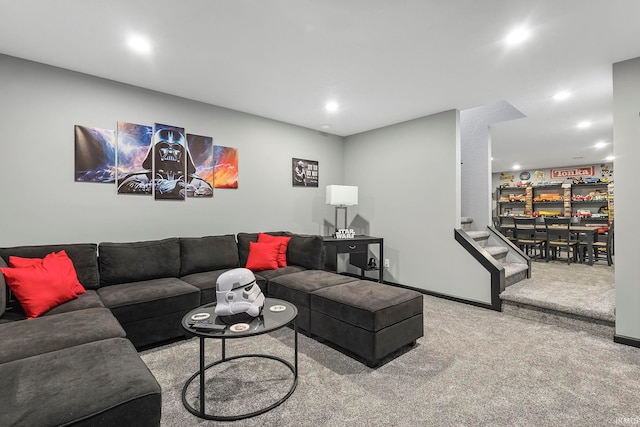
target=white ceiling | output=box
[2,0,639,172]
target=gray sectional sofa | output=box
[0,232,423,426]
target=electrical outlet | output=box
[384,258,390,268]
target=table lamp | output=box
[326,185,358,236]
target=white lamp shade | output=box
[326,185,358,206]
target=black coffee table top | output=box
[182,298,297,339]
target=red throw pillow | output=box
[0,265,78,318]
[9,251,86,295]
[245,241,281,271]
[257,233,291,268]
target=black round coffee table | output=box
[180,298,298,421]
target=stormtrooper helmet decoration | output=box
[215,268,265,318]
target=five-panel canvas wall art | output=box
[74,122,239,200]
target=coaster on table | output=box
[191,312,210,321]
[270,305,287,312]
[230,323,250,332]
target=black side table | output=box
[322,235,384,282]
[181,298,298,421]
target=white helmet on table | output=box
[215,268,265,318]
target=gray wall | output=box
[461,101,525,230]
[344,111,491,304]
[0,55,344,246]
[612,56,640,341]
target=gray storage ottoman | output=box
[310,280,423,367]
[267,270,359,331]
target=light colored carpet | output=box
[500,261,615,322]
[141,294,640,427]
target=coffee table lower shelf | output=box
[181,346,298,421]
[180,298,298,421]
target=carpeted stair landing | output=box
[500,275,615,338]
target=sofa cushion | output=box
[0,243,99,290]
[1,290,105,322]
[258,233,291,267]
[285,233,324,270]
[0,264,78,319]
[0,338,161,427]
[97,277,200,324]
[179,234,239,276]
[0,307,125,364]
[255,266,307,288]
[8,250,86,295]
[180,268,233,305]
[245,241,281,271]
[99,238,180,286]
[267,270,358,309]
[237,232,287,267]
[237,232,323,270]
[45,289,105,316]
[310,280,424,332]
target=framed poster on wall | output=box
[292,158,318,187]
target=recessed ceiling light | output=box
[504,27,530,45]
[320,124,330,130]
[577,121,591,129]
[513,164,521,170]
[594,141,608,149]
[325,101,339,113]
[128,36,152,53]
[553,91,571,101]
[605,155,615,161]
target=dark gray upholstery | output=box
[0,307,125,364]
[98,238,180,286]
[2,290,105,322]
[0,338,161,427]
[310,281,424,331]
[0,243,99,289]
[44,289,105,316]
[97,277,200,348]
[179,235,239,276]
[268,270,359,308]
[311,309,423,367]
[255,266,307,291]
[180,268,233,304]
[0,256,6,317]
[268,270,358,330]
[97,277,199,324]
[236,232,260,267]
[309,280,424,366]
[285,233,324,270]
[0,231,424,426]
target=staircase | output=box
[461,218,614,338]
[461,217,529,290]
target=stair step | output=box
[503,262,529,287]
[484,245,508,260]
[501,300,614,339]
[467,231,489,246]
[461,217,473,231]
